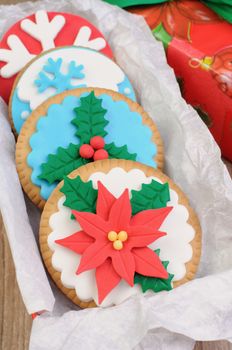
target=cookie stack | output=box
[1,10,201,308]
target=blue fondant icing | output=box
[28,93,157,201]
[117,76,136,101]
[35,58,85,93]
[12,89,32,134]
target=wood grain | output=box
[0,216,31,350]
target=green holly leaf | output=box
[72,91,108,143]
[131,179,170,215]
[38,143,89,184]
[105,142,137,161]
[60,176,97,213]
[152,23,172,50]
[134,250,174,293]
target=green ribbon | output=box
[104,0,232,24]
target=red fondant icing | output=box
[96,181,116,220]
[93,149,109,161]
[0,11,113,103]
[79,144,94,159]
[90,136,105,150]
[56,182,171,303]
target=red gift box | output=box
[129,1,232,161]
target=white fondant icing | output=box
[17,47,125,110]
[20,10,66,51]
[48,168,195,307]
[124,87,131,95]
[74,26,106,51]
[0,35,35,78]
[21,110,30,119]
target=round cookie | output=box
[10,46,136,134]
[16,88,163,209]
[0,10,113,103]
[40,159,201,308]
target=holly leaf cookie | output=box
[16,88,163,209]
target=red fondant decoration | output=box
[0,11,113,103]
[93,149,109,161]
[96,258,121,303]
[79,144,94,159]
[56,182,172,303]
[90,136,105,150]
[96,181,116,220]
[55,230,94,255]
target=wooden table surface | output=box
[0,0,232,348]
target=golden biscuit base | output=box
[16,87,164,209]
[40,159,202,308]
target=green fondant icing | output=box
[131,180,170,215]
[105,142,137,161]
[72,91,108,143]
[39,143,89,184]
[61,176,97,213]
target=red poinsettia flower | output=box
[56,182,172,303]
[129,0,220,41]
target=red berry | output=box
[90,136,105,150]
[79,144,94,159]
[93,149,109,161]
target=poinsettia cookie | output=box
[16,88,163,209]
[0,10,112,103]
[40,159,201,308]
[9,46,135,134]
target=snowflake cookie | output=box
[15,88,163,209]
[0,10,112,102]
[10,46,136,134]
[39,160,201,308]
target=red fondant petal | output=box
[128,225,166,248]
[96,181,116,220]
[96,258,121,304]
[55,231,94,254]
[131,207,172,229]
[77,241,111,274]
[133,247,168,279]
[112,250,135,286]
[72,210,110,239]
[108,189,131,231]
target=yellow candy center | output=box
[107,230,128,250]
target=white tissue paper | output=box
[0,0,232,349]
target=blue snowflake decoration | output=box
[35,58,85,94]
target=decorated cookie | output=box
[0,10,113,103]
[39,159,201,308]
[9,46,136,134]
[16,88,163,209]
